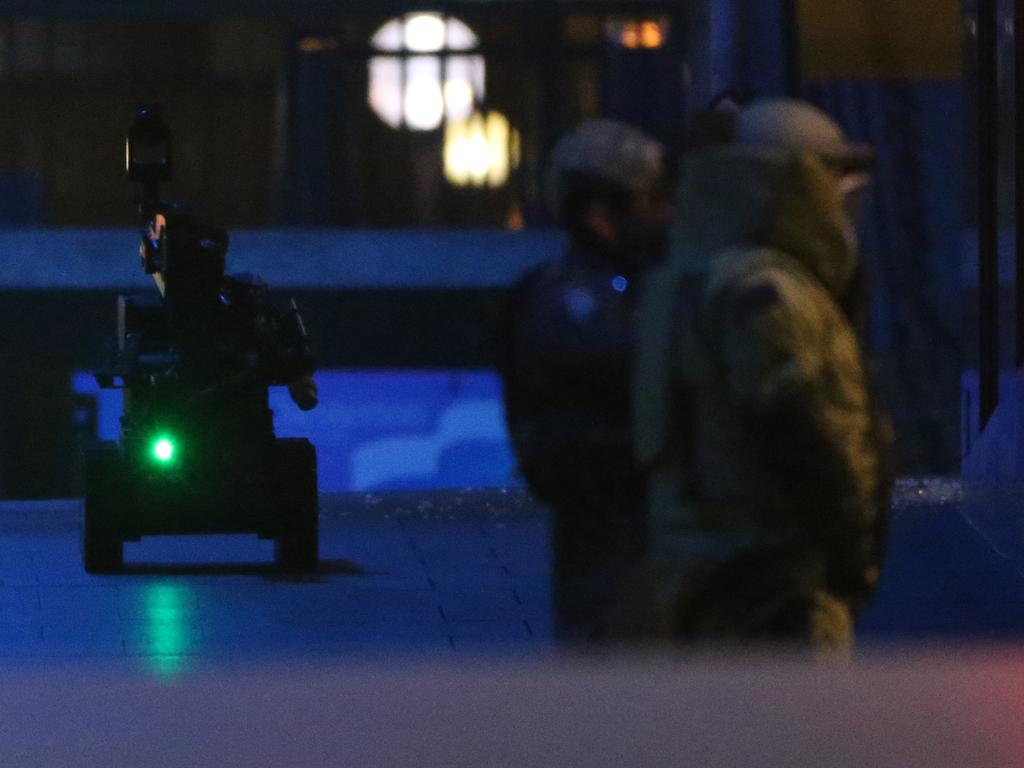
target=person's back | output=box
[633,100,892,653]
[501,119,672,642]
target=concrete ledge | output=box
[0,228,563,289]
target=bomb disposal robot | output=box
[83,106,320,573]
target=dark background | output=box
[0,1,969,496]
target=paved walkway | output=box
[0,489,551,676]
[0,479,1023,679]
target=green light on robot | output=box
[152,437,176,464]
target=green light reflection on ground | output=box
[144,582,194,680]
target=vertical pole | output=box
[529,0,564,224]
[685,0,738,113]
[978,0,999,426]
[1016,0,1024,368]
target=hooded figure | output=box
[630,100,892,653]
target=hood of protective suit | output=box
[671,146,859,298]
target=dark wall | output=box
[0,19,284,227]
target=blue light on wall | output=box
[74,369,520,492]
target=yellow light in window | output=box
[640,21,664,49]
[616,19,666,50]
[296,36,338,53]
[485,111,509,187]
[621,24,640,49]
[443,79,475,119]
[467,112,490,185]
[444,119,470,186]
[444,111,520,188]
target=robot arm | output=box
[281,299,318,411]
[228,277,318,411]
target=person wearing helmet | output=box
[499,119,674,644]
[631,99,893,654]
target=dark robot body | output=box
[82,108,318,573]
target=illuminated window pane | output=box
[486,112,511,187]
[444,110,520,188]
[404,55,444,131]
[467,113,490,185]
[443,55,485,122]
[368,14,484,132]
[368,57,403,129]
[404,13,447,53]
[370,19,403,52]
[608,17,669,50]
[446,18,478,51]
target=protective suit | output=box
[632,143,892,653]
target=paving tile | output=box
[273,584,442,626]
[437,588,524,623]
[39,584,123,608]
[0,605,41,627]
[501,559,553,579]
[491,538,553,574]
[38,604,121,629]
[123,623,207,656]
[0,587,40,611]
[200,620,450,654]
[513,584,554,625]
[321,570,434,591]
[448,620,555,656]
[11,484,1024,671]
[125,535,276,567]
[407,527,492,558]
[129,655,199,678]
[115,583,207,624]
[423,561,517,589]
[0,570,39,587]
[0,625,48,657]
[0,545,38,565]
[447,619,533,643]
[39,625,126,657]
[34,562,99,586]
[523,615,554,640]
[319,534,416,565]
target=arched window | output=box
[367,13,485,131]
